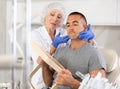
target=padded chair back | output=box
[99,48,120,83]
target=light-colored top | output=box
[31,26,67,86]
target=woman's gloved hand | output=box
[52,32,69,48]
[78,24,94,41]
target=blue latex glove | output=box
[52,32,69,48]
[78,24,94,41]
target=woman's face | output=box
[45,9,63,30]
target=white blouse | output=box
[31,26,67,86]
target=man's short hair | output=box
[68,12,87,24]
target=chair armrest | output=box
[28,64,41,89]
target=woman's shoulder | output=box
[32,26,47,36]
[32,26,45,32]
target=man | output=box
[42,12,106,89]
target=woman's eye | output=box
[57,16,62,19]
[50,13,55,16]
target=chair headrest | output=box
[99,48,118,73]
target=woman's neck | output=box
[46,27,56,40]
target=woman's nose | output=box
[53,16,57,21]
[53,16,58,22]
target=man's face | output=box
[66,14,85,39]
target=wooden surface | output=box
[30,41,65,89]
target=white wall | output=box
[92,26,120,56]
[0,0,6,54]
[31,0,118,25]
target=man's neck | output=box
[70,39,87,50]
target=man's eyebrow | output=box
[66,21,78,25]
[72,21,79,23]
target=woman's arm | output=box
[50,45,56,55]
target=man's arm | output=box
[55,69,106,89]
[89,68,106,77]
[42,62,55,87]
[55,69,80,89]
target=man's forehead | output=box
[66,15,82,23]
[66,20,79,24]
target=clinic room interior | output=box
[0,0,120,89]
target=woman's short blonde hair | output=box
[40,2,66,27]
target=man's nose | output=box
[69,24,74,30]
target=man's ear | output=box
[83,24,87,31]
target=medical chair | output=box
[99,48,120,86]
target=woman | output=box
[31,2,94,88]
[31,2,68,87]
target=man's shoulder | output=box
[85,43,99,54]
[57,45,69,51]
